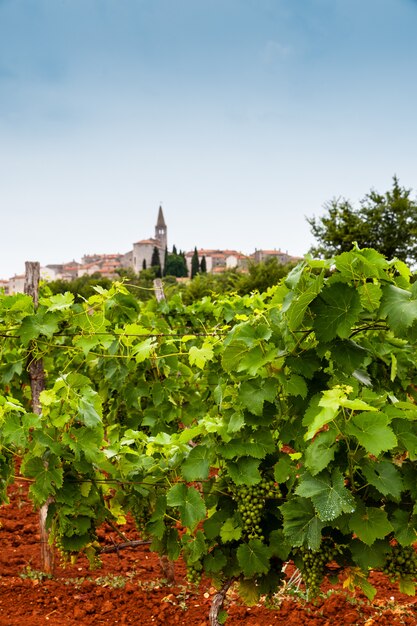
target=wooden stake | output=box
[153,278,166,302]
[24,261,55,575]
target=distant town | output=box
[0,207,300,294]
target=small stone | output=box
[73,606,86,619]
[102,600,115,614]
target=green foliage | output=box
[3,246,417,604]
[191,247,199,278]
[164,246,188,277]
[151,246,162,278]
[308,176,417,263]
[236,257,296,294]
[46,273,112,301]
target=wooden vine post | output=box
[24,261,55,574]
[153,278,166,302]
[153,277,176,582]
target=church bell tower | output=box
[155,205,167,252]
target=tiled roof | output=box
[134,238,160,245]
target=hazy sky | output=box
[1,0,417,278]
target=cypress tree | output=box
[181,251,188,277]
[151,246,162,278]
[191,247,200,278]
[200,255,207,273]
[163,246,168,276]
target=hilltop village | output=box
[1,207,299,294]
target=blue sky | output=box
[1,0,417,278]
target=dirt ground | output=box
[1,477,417,626]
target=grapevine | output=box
[2,247,417,616]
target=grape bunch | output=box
[297,540,337,598]
[129,497,152,536]
[53,532,72,562]
[230,477,279,540]
[186,561,203,585]
[384,545,417,582]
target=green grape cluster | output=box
[230,477,279,540]
[53,533,72,562]
[129,498,151,536]
[298,541,337,598]
[384,545,417,582]
[186,561,203,585]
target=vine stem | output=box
[209,579,234,626]
[100,539,151,554]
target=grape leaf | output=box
[238,579,261,606]
[311,283,362,341]
[226,457,261,486]
[220,517,242,543]
[349,505,393,545]
[390,509,417,546]
[303,390,341,441]
[283,273,324,331]
[361,459,403,500]
[78,395,102,428]
[182,530,207,563]
[345,412,397,456]
[18,310,60,345]
[23,455,64,506]
[239,379,276,416]
[295,469,355,521]
[399,577,415,595]
[304,429,338,475]
[380,284,417,334]
[236,539,271,577]
[221,341,249,372]
[274,455,293,484]
[133,337,157,363]
[188,343,214,369]
[41,292,75,311]
[350,539,389,570]
[166,484,206,530]
[203,549,227,573]
[280,497,324,550]
[181,445,214,481]
[329,340,367,374]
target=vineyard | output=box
[2,247,417,624]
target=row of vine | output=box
[1,246,417,607]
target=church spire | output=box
[155,205,167,254]
[156,205,166,229]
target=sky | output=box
[1,0,417,278]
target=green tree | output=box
[307,176,417,262]
[200,255,207,273]
[151,246,162,278]
[191,247,200,279]
[165,252,188,277]
[45,273,112,301]
[163,247,168,276]
[236,258,295,294]
[181,251,188,277]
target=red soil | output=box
[1,479,417,626]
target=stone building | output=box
[131,206,167,274]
